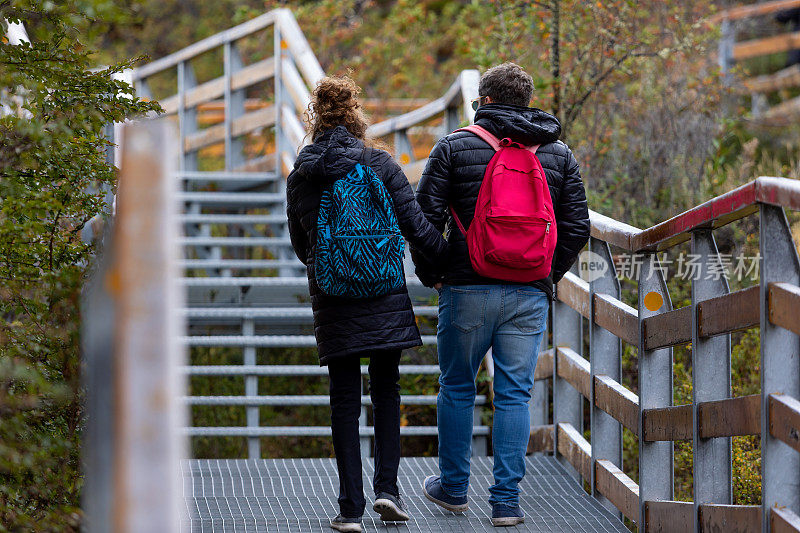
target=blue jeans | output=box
[436,284,549,506]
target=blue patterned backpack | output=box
[315,154,405,298]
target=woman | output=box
[286,76,447,532]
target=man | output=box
[413,62,590,526]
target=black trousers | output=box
[328,350,402,517]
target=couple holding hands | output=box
[286,62,590,531]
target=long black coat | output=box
[414,103,591,299]
[286,126,447,364]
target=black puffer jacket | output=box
[286,126,447,364]
[415,103,590,299]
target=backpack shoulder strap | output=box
[456,124,540,154]
[455,124,501,151]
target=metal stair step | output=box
[180,276,436,305]
[180,259,303,270]
[183,364,442,375]
[177,171,278,182]
[181,334,437,347]
[183,425,490,437]
[179,191,284,205]
[182,305,438,320]
[180,214,288,225]
[180,236,292,247]
[183,394,485,406]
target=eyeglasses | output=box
[471,96,489,111]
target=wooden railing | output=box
[527,176,800,532]
[714,0,800,120]
[366,69,479,184]
[130,8,323,174]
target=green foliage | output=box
[0,2,159,529]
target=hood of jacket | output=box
[474,103,561,147]
[293,125,366,184]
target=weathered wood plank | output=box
[589,209,639,250]
[527,424,554,454]
[556,272,591,319]
[534,348,554,381]
[162,58,276,116]
[698,286,760,338]
[557,347,591,399]
[402,159,428,186]
[698,504,761,533]
[711,0,800,22]
[733,31,800,61]
[629,181,760,252]
[644,500,693,533]
[744,64,800,94]
[642,305,691,350]
[771,506,800,533]
[594,375,639,436]
[557,423,591,480]
[281,58,312,113]
[595,459,640,523]
[366,96,447,138]
[593,293,639,345]
[643,404,692,442]
[698,394,761,438]
[769,393,800,454]
[184,106,276,152]
[769,282,800,336]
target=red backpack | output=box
[450,124,557,283]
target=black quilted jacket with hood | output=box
[414,103,590,299]
[286,126,447,364]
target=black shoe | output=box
[422,475,469,513]
[373,492,410,522]
[330,514,362,532]
[491,503,525,527]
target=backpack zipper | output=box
[544,222,551,247]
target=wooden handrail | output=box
[733,30,800,61]
[367,69,479,138]
[710,0,800,23]
[588,177,800,252]
[132,11,279,80]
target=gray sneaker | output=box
[373,492,410,522]
[330,514,362,532]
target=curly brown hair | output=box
[304,75,369,142]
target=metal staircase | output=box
[128,9,496,460]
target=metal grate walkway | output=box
[181,456,629,532]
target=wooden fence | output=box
[525,177,800,532]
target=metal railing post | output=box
[553,263,583,481]
[530,332,549,430]
[759,204,800,532]
[691,230,732,530]
[83,120,185,531]
[589,238,622,516]
[177,61,198,172]
[360,376,370,458]
[224,41,246,170]
[243,319,260,458]
[638,254,674,529]
[718,19,734,77]
[394,129,414,165]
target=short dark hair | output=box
[478,62,534,107]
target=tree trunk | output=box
[550,0,561,124]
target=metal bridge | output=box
[81,7,800,533]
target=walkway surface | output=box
[181,456,629,532]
